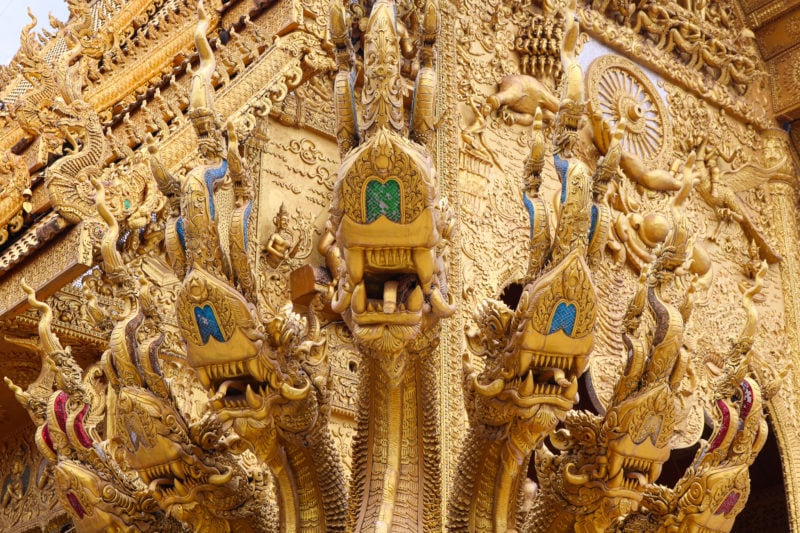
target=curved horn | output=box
[563,462,589,486]
[21,278,64,355]
[472,375,504,398]
[91,177,126,277]
[189,0,216,113]
[19,9,39,60]
[281,377,312,401]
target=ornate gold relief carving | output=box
[0,0,795,531]
[585,55,673,172]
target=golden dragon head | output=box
[324,0,455,376]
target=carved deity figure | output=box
[264,203,296,267]
[0,460,24,508]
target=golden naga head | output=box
[598,274,686,503]
[466,249,595,431]
[111,386,245,518]
[325,0,455,365]
[669,378,766,533]
[54,460,154,533]
[136,1,317,450]
[545,256,688,525]
[660,270,771,533]
[619,372,772,533]
[102,305,265,529]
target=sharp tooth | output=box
[649,462,662,482]
[171,461,185,479]
[343,248,364,285]
[552,368,571,387]
[352,282,367,314]
[430,287,455,317]
[268,371,281,390]
[406,285,423,312]
[519,351,532,376]
[246,384,260,409]
[331,283,352,313]
[565,376,579,401]
[608,453,624,480]
[197,368,211,388]
[607,469,623,489]
[248,358,268,383]
[412,248,435,292]
[174,478,188,496]
[520,371,534,396]
[574,356,589,375]
[398,303,406,312]
[367,301,376,312]
[217,380,234,397]
[383,280,398,314]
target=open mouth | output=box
[518,350,586,395]
[351,273,424,322]
[199,359,273,412]
[197,356,310,413]
[332,248,454,324]
[474,350,584,409]
[195,357,271,389]
[210,377,269,411]
[606,454,660,494]
[139,460,233,503]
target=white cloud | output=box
[0,0,71,66]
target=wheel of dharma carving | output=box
[586,55,673,170]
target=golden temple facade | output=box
[0,0,797,531]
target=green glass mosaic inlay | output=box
[365,179,401,223]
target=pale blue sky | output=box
[0,0,70,65]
